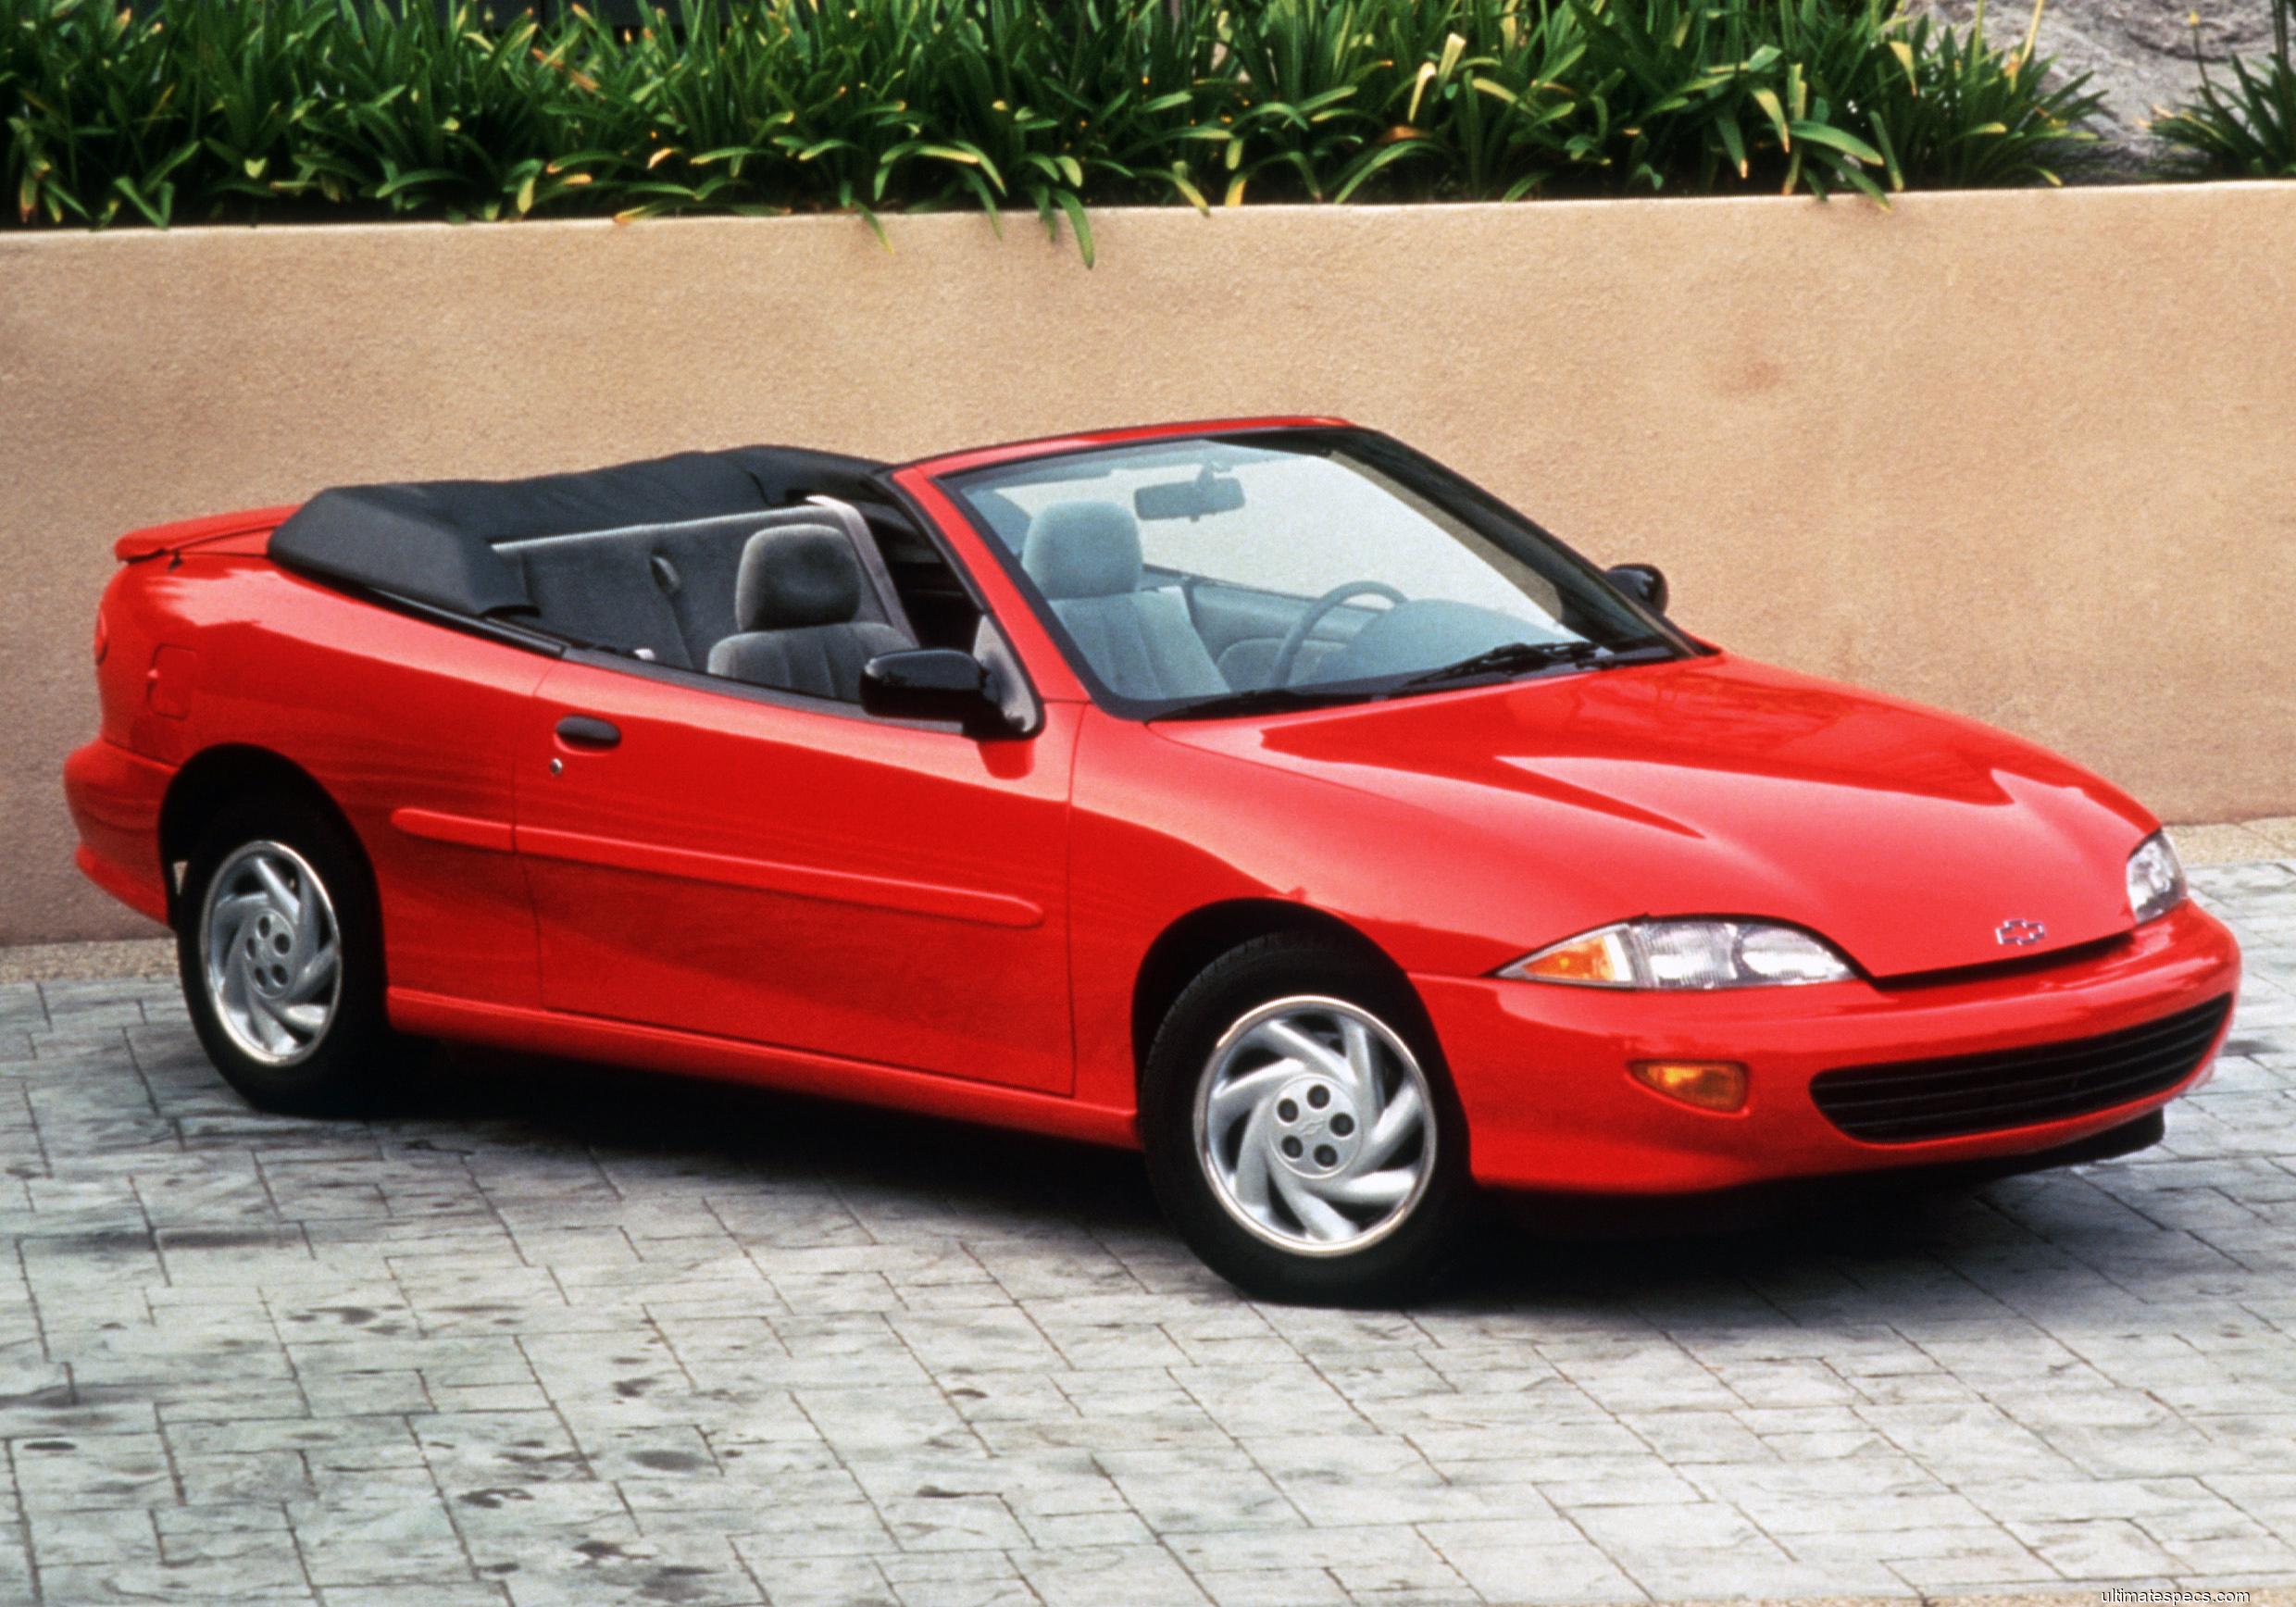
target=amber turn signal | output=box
[1504,928,1633,985]
[1629,1059,1749,1113]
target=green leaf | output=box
[373,168,463,199]
[1330,137,1432,203]
[1717,109,1749,178]
[109,174,169,227]
[1055,188,1092,268]
[1889,39,1918,95]
[1788,120,1883,165]
[1752,88,1791,148]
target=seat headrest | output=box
[1021,500,1143,600]
[734,524,866,631]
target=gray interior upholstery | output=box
[706,525,915,701]
[1021,501,1143,599]
[733,524,866,630]
[500,502,910,676]
[1326,598,1554,681]
[516,540,693,666]
[1217,636,1349,690]
[968,489,1035,552]
[1020,501,1227,703]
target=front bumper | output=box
[1416,899,2240,1195]
[63,738,175,927]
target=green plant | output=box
[2,0,2106,253]
[2153,0,2296,176]
[1847,0,2104,192]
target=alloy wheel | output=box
[1192,995,1436,1256]
[200,840,343,1066]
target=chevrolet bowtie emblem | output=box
[1995,918,2047,947]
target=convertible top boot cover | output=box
[268,445,889,617]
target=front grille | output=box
[1809,996,2232,1144]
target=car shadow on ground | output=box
[406,1040,1171,1229]
[397,1042,2128,1319]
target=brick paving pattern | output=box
[0,862,2290,1605]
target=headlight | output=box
[2126,831,2187,924]
[1499,919,1855,990]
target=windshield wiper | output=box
[1388,635,1677,694]
[1153,684,1375,721]
[1155,636,1678,720]
[1390,639,1605,691]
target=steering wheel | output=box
[1269,581,1407,688]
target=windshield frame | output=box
[930,425,1698,722]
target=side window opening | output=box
[859,504,987,654]
[501,497,930,705]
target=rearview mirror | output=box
[1606,563,1669,616]
[1135,470,1245,522]
[861,648,1007,733]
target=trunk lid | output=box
[114,506,295,563]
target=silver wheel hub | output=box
[200,841,342,1067]
[1268,1072,1362,1177]
[1194,995,1435,1257]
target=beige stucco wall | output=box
[4,185,2293,943]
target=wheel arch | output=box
[157,745,370,928]
[1129,900,1419,1090]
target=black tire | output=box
[1141,933,1472,1305]
[176,795,395,1117]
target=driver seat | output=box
[706,524,913,701]
[1020,501,1226,702]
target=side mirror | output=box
[1606,562,1669,616]
[861,648,1007,733]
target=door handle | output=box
[555,714,621,750]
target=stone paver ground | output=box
[0,862,2290,1607]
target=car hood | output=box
[1154,654,2155,979]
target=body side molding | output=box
[390,807,518,855]
[388,990,1132,1146]
[513,824,1046,928]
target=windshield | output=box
[942,429,1690,718]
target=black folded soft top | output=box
[268,444,891,617]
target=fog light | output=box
[1630,1059,1749,1113]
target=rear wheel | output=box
[1142,934,1471,1304]
[177,799,394,1115]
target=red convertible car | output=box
[65,418,2239,1302]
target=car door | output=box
[512,654,1079,1094]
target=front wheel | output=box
[1142,935,1471,1304]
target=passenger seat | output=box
[1020,501,1226,702]
[706,524,914,701]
